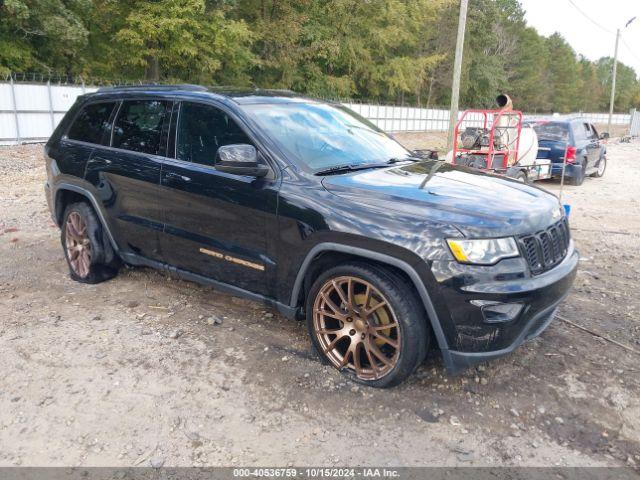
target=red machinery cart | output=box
[451,108,523,172]
[449,94,552,182]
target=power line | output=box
[565,0,615,35]
[620,37,640,64]
[564,0,640,70]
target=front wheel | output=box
[592,156,606,178]
[306,262,429,388]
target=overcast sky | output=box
[519,0,640,75]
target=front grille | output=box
[518,218,571,275]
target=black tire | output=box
[61,202,120,284]
[568,161,585,186]
[513,171,528,183]
[306,262,429,388]
[592,155,606,178]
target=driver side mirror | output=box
[599,132,610,140]
[215,144,269,177]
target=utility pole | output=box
[607,29,620,136]
[608,17,635,135]
[447,0,469,151]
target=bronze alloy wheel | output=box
[313,276,401,380]
[65,211,92,278]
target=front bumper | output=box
[432,243,579,373]
[446,293,567,373]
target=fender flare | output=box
[289,242,452,363]
[53,182,119,252]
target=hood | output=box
[321,161,563,237]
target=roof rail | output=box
[96,84,208,92]
[207,86,296,94]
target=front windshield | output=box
[242,102,411,171]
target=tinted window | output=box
[176,102,251,166]
[531,121,569,142]
[67,102,116,145]
[112,100,170,155]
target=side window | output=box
[590,124,599,139]
[67,102,116,145]
[112,100,170,155]
[176,102,252,166]
[583,123,595,139]
[572,123,585,141]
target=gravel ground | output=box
[0,140,639,468]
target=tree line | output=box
[1,0,639,113]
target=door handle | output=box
[164,172,192,183]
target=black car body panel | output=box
[321,161,562,237]
[45,85,578,374]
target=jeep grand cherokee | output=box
[44,85,578,387]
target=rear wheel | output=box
[306,262,428,388]
[61,202,119,284]
[513,170,528,183]
[592,155,606,178]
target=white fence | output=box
[342,102,453,132]
[343,101,632,133]
[0,81,97,144]
[0,81,633,145]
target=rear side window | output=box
[573,123,586,140]
[112,100,170,155]
[176,102,252,166]
[67,102,116,145]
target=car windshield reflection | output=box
[242,102,411,172]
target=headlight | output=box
[446,237,519,265]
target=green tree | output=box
[459,0,524,107]
[0,0,90,75]
[575,56,602,112]
[542,33,580,113]
[235,0,445,100]
[108,0,254,83]
[508,26,550,112]
[1,0,639,113]
[596,57,639,112]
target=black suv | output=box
[45,85,578,387]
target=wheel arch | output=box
[54,189,88,225]
[289,243,451,360]
[53,183,119,252]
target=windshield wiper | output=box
[419,160,445,189]
[315,163,393,176]
[315,157,420,176]
[388,157,421,164]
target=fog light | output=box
[471,300,524,324]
